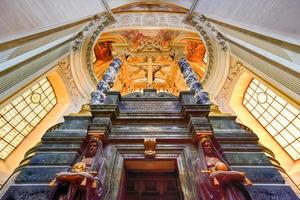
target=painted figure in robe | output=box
[50,136,107,200]
[195,136,251,200]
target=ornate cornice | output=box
[184,14,228,51]
[184,13,229,85]
[72,13,115,51]
[107,13,190,30]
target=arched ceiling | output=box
[194,0,300,44]
[2,0,299,44]
[1,0,299,104]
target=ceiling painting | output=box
[93,28,207,96]
[111,2,188,14]
[112,29,181,49]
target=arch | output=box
[70,11,231,100]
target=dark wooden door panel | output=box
[122,172,183,200]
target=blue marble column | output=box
[178,58,210,104]
[91,58,122,104]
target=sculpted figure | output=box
[195,137,251,200]
[50,136,107,200]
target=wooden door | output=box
[123,171,183,200]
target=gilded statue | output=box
[195,136,251,200]
[50,136,107,200]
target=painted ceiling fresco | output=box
[115,29,181,49]
[111,2,188,13]
[93,29,207,96]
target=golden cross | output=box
[130,57,169,87]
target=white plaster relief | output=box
[216,58,243,113]
[58,57,81,101]
[106,13,191,30]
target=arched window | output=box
[0,78,56,159]
[243,79,300,160]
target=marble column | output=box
[178,58,210,104]
[91,58,122,104]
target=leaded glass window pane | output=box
[243,79,300,160]
[0,78,56,159]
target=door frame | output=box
[103,143,199,200]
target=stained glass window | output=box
[0,78,56,159]
[243,79,300,160]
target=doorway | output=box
[119,160,183,200]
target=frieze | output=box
[119,101,181,112]
[223,152,272,166]
[112,125,189,135]
[29,152,78,165]
[184,14,229,52]
[107,13,191,30]
[123,91,177,99]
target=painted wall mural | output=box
[92,28,207,96]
